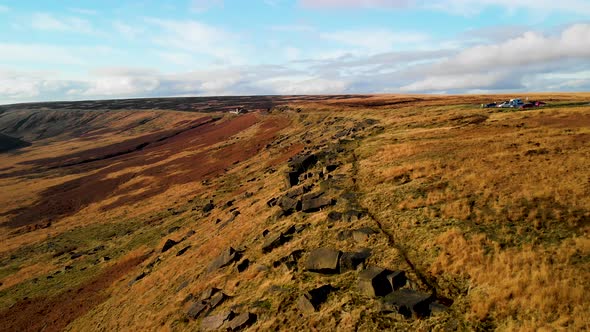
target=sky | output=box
[0,0,589,104]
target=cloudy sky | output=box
[0,0,589,104]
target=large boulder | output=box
[305,248,341,274]
[358,266,394,297]
[381,289,433,318]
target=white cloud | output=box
[299,0,590,15]
[31,13,97,35]
[145,18,246,65]
[320,29,429,53]
[113,21,143,39]
[427,0,590,16]
[398,24,590,92]
[0,43,84,65]
[257,76,349,94]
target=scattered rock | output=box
[278,196,300,215]
[352,227,378,242]
[381,289,433,318]
[266,197,277,207]
[387,270,407,290]
[286,185,307,198]
[305,248,341,274]
[128,272,147,287]
[327,211,342,222]
[237,259,250,272]
[297,285,337,313]
[209,291,228,309]
[176,280,189,292]
[187,301,208,319]
[228,312,257,331]
[168,226,180,234]
[301,197,334,212]
[207,247,240,273]
[262,232,286,253]
[343,210,365,222]
[324,163,338,173]
[162,239,179,253]
[182,230,196,240]
[339,249,371,273]
[176,246,191,256]
[200,311,234,331]
[429,301,449,316]
[273,249,304,270]
[200,287,221,301]
[358,266,393,297]
[203,202,215,213]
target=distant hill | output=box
[0,133,31,152]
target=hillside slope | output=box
[0,94,588,331]
[0,133,30,153]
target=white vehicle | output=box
[497,101,511,108]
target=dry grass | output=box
[1,94,589,331]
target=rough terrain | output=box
[0,93,589,331]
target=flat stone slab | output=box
[187,301,208,319]
[305,248,341,273]
[358,266,394,297]
[381,289,433,318]
[207,247,239,273]
[200,311,234,331]
[262,232,285,253]
[228,312,257,331]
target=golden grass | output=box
[2,94,589,331]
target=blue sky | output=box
[0,0,589,104]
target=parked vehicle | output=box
[485,98,547,110]
[509,98,524,107]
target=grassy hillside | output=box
[0,94,588,331]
